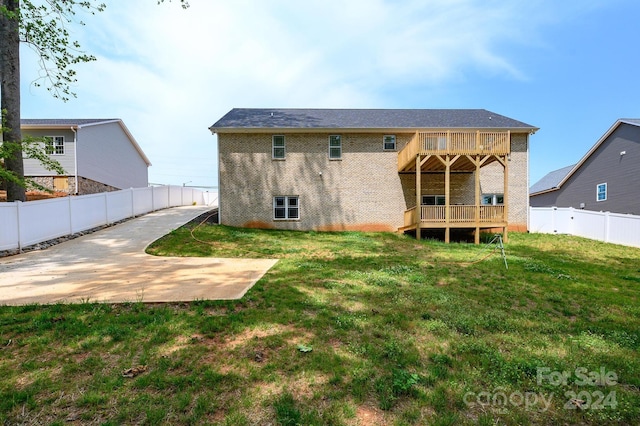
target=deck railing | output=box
[398,131,510,170]
[404,205,505,227]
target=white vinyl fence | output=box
[0,186,219,251]
[530,207,640,248]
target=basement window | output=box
[274,196,299,220]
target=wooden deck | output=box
[398,131,510,172]
[403,205,505,228]
[397,130,511,243]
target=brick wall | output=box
[219,131,530,232]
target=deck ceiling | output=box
[400,154,501,173]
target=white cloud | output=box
[20,0,588,187]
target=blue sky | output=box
[20,0,640,189]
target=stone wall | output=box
[77,176,119,195]
[26,175,118,195]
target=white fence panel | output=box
[106,190,134,223]
[133,187,153,216]
[152,186,169,210]
[181,188,196,206]
[0,185,211,252]
[202,191,219,207]
[169,186,182,208]
[70,194,108,233]
[528,206,555,233]
[19,198,71,247]
[608,213,640,247]
[0,204,19,251]
[572,209,606,242]
[530,207,640,248]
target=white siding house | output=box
[21,119,151,194]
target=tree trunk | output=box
[0,0,26,202]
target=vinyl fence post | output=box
[130,188,135,218]
[604,211,610,243]
[16,201,23,251]
[68,196,74,235]
[104,192,109,225]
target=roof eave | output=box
[530,187,559,197]
[21,124,81,130]
[210,126,538,135]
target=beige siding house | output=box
[21,119,151,195]
[210,109,537,243]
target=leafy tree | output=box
[0,0,188,201]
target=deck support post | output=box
[415,154,421,240]
[475,155,480,244]
[445,154,450,243]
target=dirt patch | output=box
[356,405,388,425]
[316,223,395,232]
[0,190,68,202]
[242,221,275,229]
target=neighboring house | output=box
[210,108,538,243]
[20,119,151,195]
[530,119,640,215]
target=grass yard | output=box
[1,223,639,425]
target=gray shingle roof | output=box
[210,108,537,131]
[621,118,640,126]
[21,119,119,126]
[530,164,575,194]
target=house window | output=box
[383,135,396,151]
[482,194,504,205]
[422,195,445,206]
[45,136,64,155]
[272,135,285,159]
[329,135,342,159]
[596,183,607,202]
[274,196,299,220]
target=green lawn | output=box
[1,224,639,425]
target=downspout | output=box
[71,126,78,194]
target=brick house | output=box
[20,119,150,195]
[210,109,537,243]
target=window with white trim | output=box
[596,183,607,201]
[481,194,504,205]
[329,135,342,159]
[45,136,64,155]
[274,196,299,220]
[422,195,445,206]
[272,135,285,159]
[383,135,396,151]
